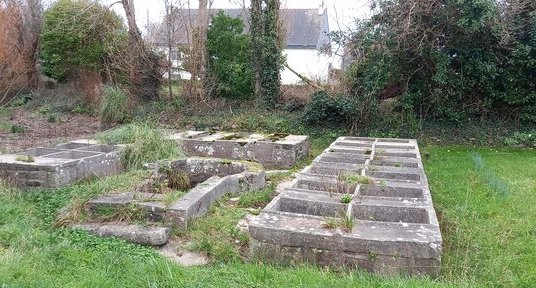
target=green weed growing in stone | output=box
[340,194,353,204]
[339,172,374,185]
[15,155,34,162]
[322,212,356,233]
[162,190,187,206]
[340,214,355,233]
[163,168,191,191]
[322,217,338,229]
[96,123,183,170]
[47,114,57,123]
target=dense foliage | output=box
[99,85,131,126]
[40,0,126,82]
[303,91,358,127]
[206,11,253,99]
[343,0,536,125]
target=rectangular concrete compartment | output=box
[20,148,65,157]
[377,138,410,143]
[369,160,419,168]
[54,142,94,150]
[276,191,347,217]
[309,165,362,176]
[332,141,373,148]
[353,204,430,224]
[317,155,368,164]
[78,145,119,153]
[294,178,356,194]
[359,185,424,198]
[42,150,101,160]
[379,152,418,158]
[367,171,421,181]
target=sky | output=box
[106,0,371,34]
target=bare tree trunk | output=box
[24,0,42,90]
[165,0,174,99]
[197,0,208,88]
[121,0,142,94]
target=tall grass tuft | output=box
[96,123,183,170]
[470,152,511,197]
[99,85,130,126]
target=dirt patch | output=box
[0,108,101,153]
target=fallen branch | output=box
[283,62,323,90]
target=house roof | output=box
[153,8,330,50]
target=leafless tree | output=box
[0,0,42,106]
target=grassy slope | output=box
[0,142,535,287]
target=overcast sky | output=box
[106,0,371,34]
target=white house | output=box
[151,6,332,84]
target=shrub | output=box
[206,11,253,99]
[303,91,358,127]
[40,0,127,82]
[504,131,536,148]
[100,85,130,126]
[95,123,183,170]
[341,0,536,123]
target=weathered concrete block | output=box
[248,137,442,277]
[167,131,309,169]
[0,141,122,189]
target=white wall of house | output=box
[161,47,331,84]
[282,49,331,85]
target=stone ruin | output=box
[247,137,442,277]
[0,131,443,276]
[0,139,121,189]
[0,130,308,190]
[79,157,265,245]
[167,131,309,169]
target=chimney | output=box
[319,0,325,15]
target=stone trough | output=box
[0,139,121,189]
[167,131,309,169]
[87,157,265,230]
[247,137,442,277]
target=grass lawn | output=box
[0,139,535,287]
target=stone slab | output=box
[75,223,171,246]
